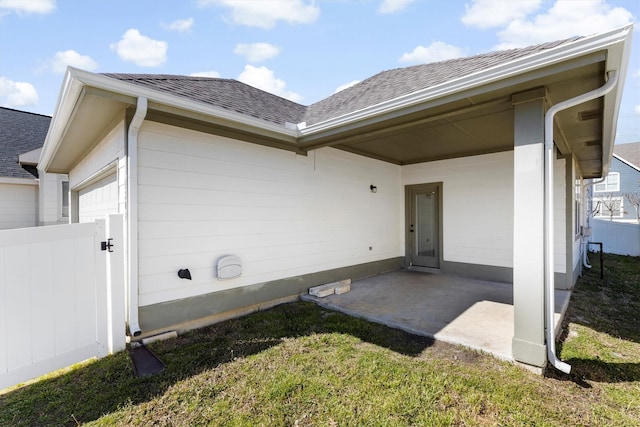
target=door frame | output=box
[405,182,443,269]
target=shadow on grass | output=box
[546,357,640,387]
[552,253,640,386]
[0,301,434,426]
[566,253,640,345]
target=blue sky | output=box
[1,0,638,143]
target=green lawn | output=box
[1,253,639,426]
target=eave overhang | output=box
[39,25,632,179]
[39,68,300,174]
[297,25,633,177]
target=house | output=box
[38,25,633,372]
[0,107,70,229]
[589,142,640,256]
[591,143,640,222]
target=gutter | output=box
[126,97,147,337]
[544,70,619,374]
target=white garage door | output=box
[78,172,118,223]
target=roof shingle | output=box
[614,142,640,169]
[101,74,307,126]
[303,38,576,125]
[0,107,51,179]
[101,37,578,130]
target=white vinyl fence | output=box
[0,215,126,390]
[591,219,640,256]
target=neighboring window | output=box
[594,173,620,192]
[593,197,624,218]
[62,181,70,217]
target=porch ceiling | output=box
[309,59,607,177]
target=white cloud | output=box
[50,50,98,73]
[198,0,319,29]
[0,0,55,14]
[163,18,194,33]
[110,29,168,67]
[0,76,38,107]
[399,41,467,64]
[190,70,221,78]
[635,105,640,116]
[461,0,542,29]
[234,43,280,62]
[237,65,303,102]
[334,80,361,94]
[378,0,415,14]
[494,0,635,49]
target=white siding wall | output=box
[37,172,69,225]
[0,181,37,229]
[69,119,126,219]
[402,152,514,268]
[571,157,583,276]
[402,151,568,273]
[78,172,118,223]
[136,122,403,306]
[554,155,566,274]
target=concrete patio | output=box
[302,269,571,362]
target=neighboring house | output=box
[589,142,640,256]
[0,107,69,229]
[38,26,633,371]
[591,145,640,222]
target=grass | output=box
[1,253,639,426]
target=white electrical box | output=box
[581,226,592,237]
[217,255,242,280]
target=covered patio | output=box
[302,270,571,362]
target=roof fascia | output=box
[18,147,42,165]
[298,25,633,141]
[39,69,84,172]
[0,177,38,185]
[600,26,633,177]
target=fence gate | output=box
[0,215,125,390]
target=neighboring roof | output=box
[0,107,51,179]
[613,142,640,169]
[304,38,576,125]
[102,74,307,126]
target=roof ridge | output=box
[101,73,236,82]
[0,106,52,118]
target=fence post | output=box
[106,214,127,354]
[94,219,108,358]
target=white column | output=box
[512,88,547,368]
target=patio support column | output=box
[511,87,548,368]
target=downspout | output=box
[544,70,619,374]
[126,97,147,337]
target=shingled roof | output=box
[614,142,640,169]
[102,38,577,130]
[102,74,307,126]
[303,37,577,125]
[0,107,51,179]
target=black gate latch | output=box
[101,238,114,252]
